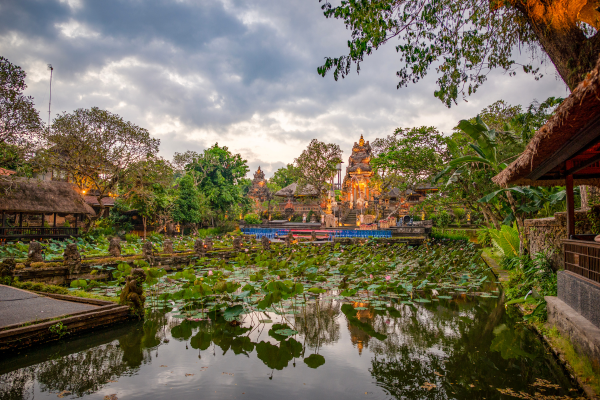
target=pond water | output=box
[0,293,584,400]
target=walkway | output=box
[0,285,98,328]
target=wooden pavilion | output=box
[0,178,96,241]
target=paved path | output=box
[481,253,510,282]
[0,285,98,328]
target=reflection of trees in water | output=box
[0,312,169,399]
[364,297,572,399]
[294,299,341,349]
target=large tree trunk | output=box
[516,1,600,90]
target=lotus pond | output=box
[0,241,586,399]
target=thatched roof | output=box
[274,182,319,197]
[84,195,115,207]
[0,178,96,215]
[493,56,600,187]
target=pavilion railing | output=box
[563,239,600,284]
[0,227,79,238]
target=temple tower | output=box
[342,135,374,207]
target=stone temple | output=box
[342,135,374,208]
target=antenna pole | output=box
[47,64,53,128]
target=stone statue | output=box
[204,237,213,251]
[108,237,121,257]
[28,241,43,263]
[285,231,294,246]
[302,213,307,223]
[311,231,317,242]
[233,236,242,251]
[63,243,81,274]
[0,258,15,278]
[163,239,173,254]
[142,241,155,266]
[325,214,335,228]
[119,268,146,317]
[194,239,206,256]
[261,235,271,250]
[310,214,317,223]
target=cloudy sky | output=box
[0,0,568,178]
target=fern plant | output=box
[490,224,519,258]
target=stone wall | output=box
[525,210,592,270]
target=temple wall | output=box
[525,211,592,270]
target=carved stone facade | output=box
[248,166,269,201]
[342,135,374,207]
[142,241,155,266]
[204,237,214,251]
[194,239,206,256]
[261,235,271,250]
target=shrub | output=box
[431,228,469,241]
[125,233,139,243]
[477,228,493,247]
[244,214,262,225]
[490,224,519,258]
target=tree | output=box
[43,107,160,223]
[185,143,249,225]
[120,157,174,239]
[293,139,342,199]
[371,127,449,189]
[317,0,600,106]
[0,56,42,169]
[270,164,298,188]
[172,174,206,232]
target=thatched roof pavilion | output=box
[274,182,319,198]
[0,178,95,240]
[492,55,600,285]
[493,58,600,188]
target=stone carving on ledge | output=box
[285,231,294,246]
[261,235,271,250]
[233,236,242,251]
[163,239,173,254]
[28,241,43,263]
[204,237,213,251]
[142,241,155,266]
[64,243,82,274]
[194,239,206,256]
[120,268,146,317]
[108,237,121,257]
[311,231,317,242]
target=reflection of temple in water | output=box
[348,302,374,355]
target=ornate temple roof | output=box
[346,134,373,174]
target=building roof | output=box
[274,182,319,197]
[84,195,115,207]
[0,168,16,176]
[0,178,96,215]
[493,56,600,187]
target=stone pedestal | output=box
[28,241,43,263]
[108,238,121,257]
[163,240,173,254]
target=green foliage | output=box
[185,143,250,217]
[244,214,262,225]
[270,164,298,188]
[293,139,342,198]
[489,224,519,258]
[430,229,469,241]
[477,228,493,247]
[49,322,69,339]
[172,174,205,225]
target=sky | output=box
[0,0,569,178]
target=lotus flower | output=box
[370,274,373,279]
[432,289,439,296]
[208,270,213,276]
[385,275,391,281]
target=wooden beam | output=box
[53,213,56,228]
[526,113,600,181]
[565,152,600,176]
[19,213,22,228]
[566,161,575,239]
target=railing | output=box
[241,227,392,240]
[563,239,600,284]
[0,227,79,238]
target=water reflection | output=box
[0,295,583,399]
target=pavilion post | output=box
[53,213,56,228]
[74,214,78,229]
[566,161,575,239]
[19,213,22,228]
